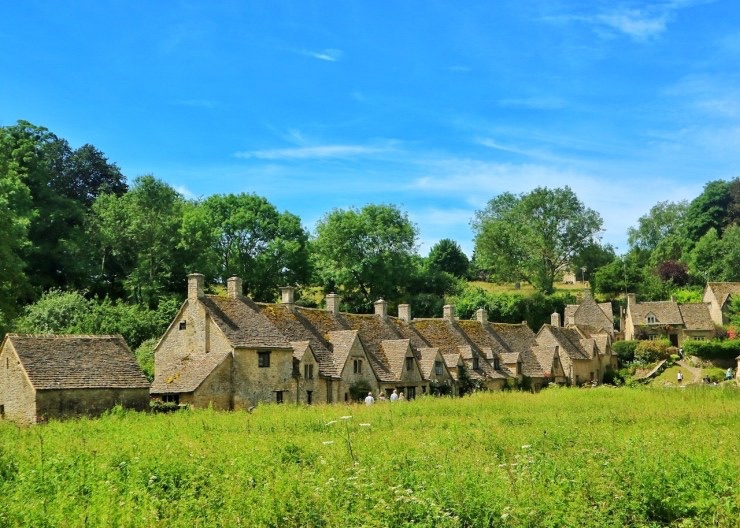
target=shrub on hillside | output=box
[613,340,638,365]
[682,339,740,360]
[634,339,672,363]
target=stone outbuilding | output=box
[0,334,150,425]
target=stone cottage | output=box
[623,294,715,345]
[151,274,296,408]
[564,290,615,335]
[0,334,150,424]
[703,282,740,327]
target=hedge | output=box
[682,339,740,360]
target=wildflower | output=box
[322,441,334,445]
[340,415,352,420]
[359,423,371,427]
[325,420,337,426]
[521,444,531,449]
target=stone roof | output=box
[455,320,508,357]
[380,339,412,380]
[541,325,592,360]
[151,350,230,394]
[490,323,537,356]
[678,303,715,331]
[530,345,559,378]
[628,300,683,326]
[4,334,150,390]
[202,296,292,349]
[326,330,363,377]
[565,290,614,330]
[706,282,740,307]
[291,341,312,362]
[442,352,462,380]
[408,319,470,355]
[417,347,441,378]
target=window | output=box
[162,394,180,404]
[258,351,271,368]
[406,386,416,399]
[306,390,313,404]
[647,335,658,341]
[493,357,501,370]
[275,391,284,404]
[405,357,414,371]
[517,361,522,375]
[353,359,362,374]
[0,405,4,418]
[304,364,314,379]
[472,358,479,370]
[646,315,657,324]
[692,336,706,341]
[179,321,187,330]
[434,360,443,376]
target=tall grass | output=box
[0,387,738,527]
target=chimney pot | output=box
[326,293,340,315]
[476,308,488,324]
[188,273,205,301]
[398,303,411,322]
[443,304,455,321]
[374,299,387,318]
[280,286,295,307]
[227,276,242,298]
[551,311,561,327]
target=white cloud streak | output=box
[234,144,389,160]
[300,48,343,62]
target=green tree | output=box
[88,175,185,306]
[627,201,688,254]
[683,179,738,248]
[472,186,603,294]
[312,204,418,312]
[427,239,470,278]
[592,254,644,298]
[180,193,310,300]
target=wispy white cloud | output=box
[174,184,197,200]
[234,144,390,160]
[299,48,343,62]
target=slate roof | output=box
[151,351,230,394]
[628,300,683,326]
[706,282,740,307]
[202,296,292,349]
[678,303,714,331]
[5,334,150,390]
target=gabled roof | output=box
[151,350,230,394]
[417,347,443,378]
[565,291,614,330]
[706,282,740,307]
[678,303,714,331]
[408,319,471,355]
[3,334,150,390]
[379,339,413,380]
[326,330,362,376]
[202,296,292,349]
[539,325,591,361]
[628,300,683,325]
[490,323,536,356]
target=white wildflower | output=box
[340,415,353,420]
[325,420,337,426]
[359,423,371,427]
[521,444,531,449]
[322,441,334,445]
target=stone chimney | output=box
[280,286,295,307]
[188,273,205,301]
[551,311,561,327]
[627,293,636,307]
[326,293,340,315]
[398,304,411,322]
[227,276,242,299]
[476,308,488,324]
[583,288,593,301]
[374,298,387,318]
[443,304,455,321]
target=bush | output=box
[635,339,672,363]
[613,340,638,365]
[682,339,740,360]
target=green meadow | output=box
[1,387,738,527]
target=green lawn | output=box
[0,387,738,527]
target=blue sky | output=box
[2,1,739,256]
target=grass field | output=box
[0,387,738,527]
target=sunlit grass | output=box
[0,387,738,527]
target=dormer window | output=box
[646,315,657,324]
[473,358,479,370]
[405,357,414,371]
[493,357,501,370]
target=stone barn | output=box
[0,334,150,425]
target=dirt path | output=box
[676,359,702,383]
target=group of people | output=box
[679,367,735,385]
[365,389,405,405]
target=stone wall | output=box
[0,343,36,425]
[232,348,295,409]
[35,388,149,422]
[338,339,379,402]
[188,355,233,409]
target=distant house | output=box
[623,294,715,346]
[703,282,740,327]
[151,275,296,408]
[564,290,615,335]
[0,334,150,425]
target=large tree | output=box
[312,204,418,312]
[472,186,603,294]
[180,193,310,300]
[427,238,470,278]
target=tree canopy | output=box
[472,186,603,294]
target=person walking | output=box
[677,371,683,384]
[390,389,399,402]
[364,392,375,405]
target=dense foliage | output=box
[0,389,737,527]
[681,339,740,360]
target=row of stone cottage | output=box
[149,274,618,409]
[5,277,739,423]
